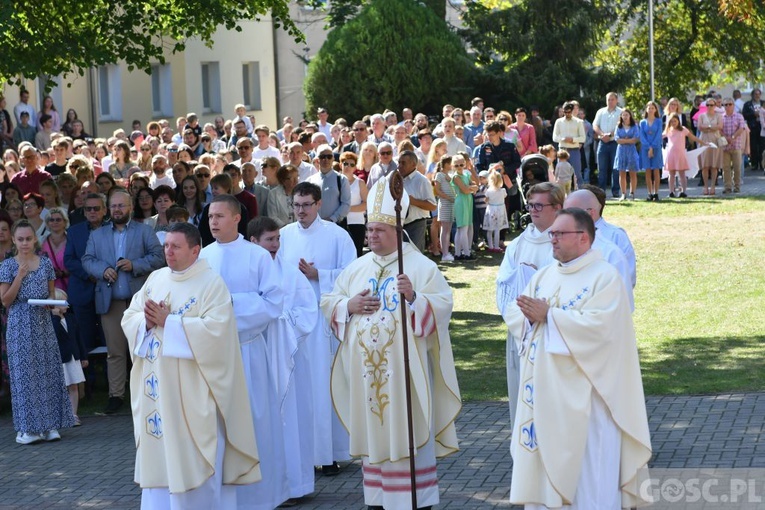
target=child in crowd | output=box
[554,149,575,196]
[434,155,456,262]
[51,289,87,427]
[540,144,557,182]
[156,205,191,245]
[473,171,488,249]
[663,112,706,198]
[482,170,509,253]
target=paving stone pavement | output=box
[1,170,764,509]
[1,393,763,509]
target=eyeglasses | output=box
[7,207,21,212]
[292,201,316,210]
[196,173,210,178]
[318,154,334,160]
[525,203,555,212]
[239,146,253,150]
[23,203,39,208]
[342,161,355,166]
[168,149,178,153]
[453,163,465,167]
[379,151,392,156]
[548,230,584,240]
[723,103,733,106]
[47,217,64,223]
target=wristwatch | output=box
[406,291,417,306]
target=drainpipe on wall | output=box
[88,68,98,138]
[272,17,281,125]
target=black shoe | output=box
[104,397,123,415]
[463,253,476,260]
[679,192,688,198]
[321,462,340,476]
[367,507,384,510]
[653,194,660,201]
[668,192,676,198]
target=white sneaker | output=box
[618,194,626,202]
[441,253,454,262]
[44,430,61,442]
[16,433,44,445]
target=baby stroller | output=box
[513,154,550,230]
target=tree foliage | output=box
[597,0,765,107]
[304,0,471,120]
[461,0,765,115]
[0,0,302,88]
[460,0,627,116]
[305,0,446,28]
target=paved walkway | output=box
[1,169,763,509]
[1,393,763,509]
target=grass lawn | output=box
[443,195,765,400]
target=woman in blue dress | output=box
[0,219,74,444]
[640,101,664,201]
[614,109,641,201]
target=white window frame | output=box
[151,63,174,118]
[242,62,262,111]
[97,64,123,122]
[201,62,221,114]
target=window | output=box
[151,64,173,117]
[242,62,262,111]
[201,62,221,114]
[97,65,122,122]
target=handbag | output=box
[716,136,728,148]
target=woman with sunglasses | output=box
[340,152,368,256]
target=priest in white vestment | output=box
[249,217,319,502]
[496,183,564,428]
[121,222,261,510]
[580,184,637,287]
[321,175,461,509]
[278,181,357,473]
[503,208,652,509]
[199,195,288,510]
[564,190,634,311]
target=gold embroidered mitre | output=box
[366,174,410,226]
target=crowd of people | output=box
[0,85,758,508]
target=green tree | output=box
[460,0,628,116]
[305,0,446,28]
[0,0,302,88]
[597,0,765,108]
[461,0,765,114]
[304,0,471,120]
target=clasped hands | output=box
[516,295,549,324]
[144,299,170,330]
[348,275,414,315]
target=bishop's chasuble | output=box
[503,250,652,509]
[321,243,461,508]
[121,259,260,498]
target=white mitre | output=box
[366,174,410,226]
